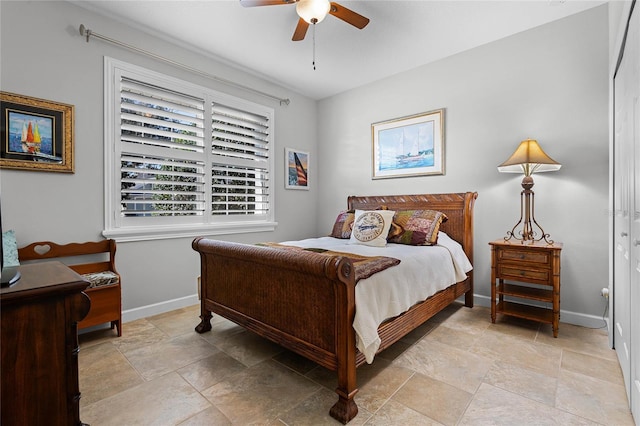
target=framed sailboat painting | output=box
[371,108,444,179]
[0,92,74,173]
[285,147,309,190]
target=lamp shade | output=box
[296,0,331,24]
[498,139,561,176]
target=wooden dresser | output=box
[489,240,563,337]
[1,261,91,425]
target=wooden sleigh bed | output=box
[193,192,477,424]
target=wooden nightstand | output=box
[489,240,563,337]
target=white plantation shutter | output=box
[120,77,206,218]
[211,103,270,216]
[104,58,275,241]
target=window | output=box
[104,58,275,241]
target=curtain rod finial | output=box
[79,24,91,42]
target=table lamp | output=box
[498,139,561,244]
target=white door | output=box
[613,45,631,402]
[614,4,639,419]
[629,5,640,417]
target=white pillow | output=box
[349,209,396,247]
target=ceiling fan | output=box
[240,0,370,41]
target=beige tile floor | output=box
[78,303,636,425]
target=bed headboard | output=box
[347,192,478,264]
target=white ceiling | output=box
[73,0,606,100]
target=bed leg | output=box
[464,272,474,308]
[465,289,474,308]
[195,310,212,333]
[329,389,358,424]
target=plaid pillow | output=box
[329,210,355,239]
[387,210,448,246]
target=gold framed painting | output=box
[0,92,74,173]
[371,108,444,179]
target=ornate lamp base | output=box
[504,176,554,245]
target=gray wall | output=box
[1,2,610,326]
[0,1,318,318]
[316,5,609,326]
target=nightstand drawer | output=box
[498,265,550,282]
[497,248,550,265]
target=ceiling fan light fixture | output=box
[296,0,331,24]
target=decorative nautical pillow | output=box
[349,209,396,247]
[387,210,448,246]
[329,210,355,239]
[371,205,403,239]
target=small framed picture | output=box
[285,147,309,190]
[372,108,444,179]
[1,92,74,173]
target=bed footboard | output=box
[193,237,360,423]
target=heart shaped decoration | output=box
[34,244,52,255]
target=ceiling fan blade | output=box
[329,2,369,29]
[292,18,309,41]
[239,0,295,7]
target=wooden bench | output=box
[18,240,122,336]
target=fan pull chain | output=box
[312,22,316,70]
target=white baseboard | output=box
[472,294,610,331]
[122,294,200,323]
[78,294,200,335]
[82,292,609,335]
[127,293,607,330]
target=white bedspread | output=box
[281,232,472,363]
